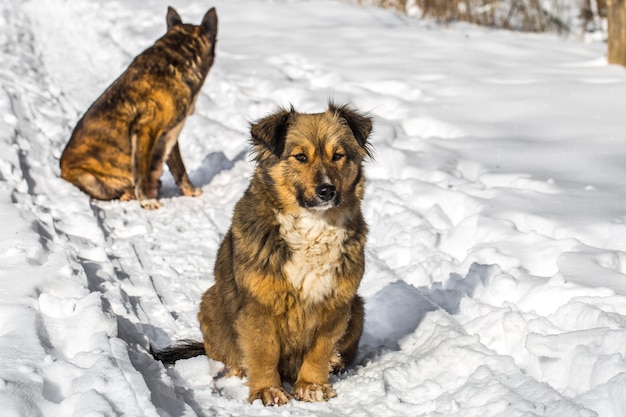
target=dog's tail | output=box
[151,340,206,364]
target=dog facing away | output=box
[153,103,373,405]
[60,7,218,209]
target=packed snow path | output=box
[1,0,626,416]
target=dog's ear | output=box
[250,108,293,158]
[201,8,218,39]
[166,7,183,28]
[329,102,373,156]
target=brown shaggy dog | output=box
[60,7,218,209]
[153,103,373,405]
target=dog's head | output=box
[163,7,218,71]
[250,103,373,213]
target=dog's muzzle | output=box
[316,184,336,202]
[299,183,340,210]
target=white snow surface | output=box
[1,0,626,416]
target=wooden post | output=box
[607,0,626,66]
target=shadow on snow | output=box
[159,150,248,198]
[358,262,496,362]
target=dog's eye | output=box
[293,154,308,163]
[332,152,345,162]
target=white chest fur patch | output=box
[277,209,347,304]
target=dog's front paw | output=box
[249,386,291,406]
[140,198,162,210]
[181,185,202,197]
[293,382,336,402]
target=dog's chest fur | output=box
[276,210,346,304]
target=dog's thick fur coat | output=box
[60,7,218,209]
[154,103,373,406]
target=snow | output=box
[1,0,626,415]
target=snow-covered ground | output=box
[1,0,626,415]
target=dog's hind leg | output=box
[61,166,133,201]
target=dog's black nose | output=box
[316,184,336,202]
